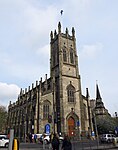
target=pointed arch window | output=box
[53,52,55,66]
[83,104,87,120]
[70,48,74,64]
[43,101,50,119]
[63,47,67,62]
[67,84,75,103]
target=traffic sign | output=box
[45,124,50,134]
[77,121,80,126]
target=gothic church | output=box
[8,22,94,140]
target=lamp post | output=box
[52,82,55,133]
[74,89,80,139]
[86,88,92,137]
[93,112,99,147]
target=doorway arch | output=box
[68,117,75,136]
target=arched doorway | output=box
[68,117,75,136]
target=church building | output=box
[7,22,94,140]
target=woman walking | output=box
[51,133,60,150]
[62,134,72,150]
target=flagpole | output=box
[60,10,63,28]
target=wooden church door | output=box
[68,117,75,136]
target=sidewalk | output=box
[19,142,118,150]
[77,144,118,150]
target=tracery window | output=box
[53,52,55,66]
[83,104,87,120]
[43,101,50,119]
[70,48,74,64]
[67,84,75,103]
[63,47,67,62]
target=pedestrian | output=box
[29,133,32,143]
[51,133,60,150]
[34,134,37,143]
[49,132,53,149]
[61,134,72,150]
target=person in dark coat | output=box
[34,134,37,143]
[29,133,32,143]
[62,134,72,150]
[51,133,60,150]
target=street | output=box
[0,140,118,150]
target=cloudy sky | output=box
[0,0,118,116]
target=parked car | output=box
[32,133,42,140]
[39,134,50,144]
[0,136,9,147]
[100,134,116,143]
[39,133,64,144]
[0,135,7,138]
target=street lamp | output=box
[93,112,99,147]
[52,82,55,133]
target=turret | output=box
[50,31,53,40]
[72,27,75,37]
[58,22,61,33]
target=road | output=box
[0,140,118,150]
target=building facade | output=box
[7,22,93,140]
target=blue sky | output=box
[0,0,118,116]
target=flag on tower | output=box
[60,10,63,15]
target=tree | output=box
[0,105,8,133]
[96,115,117,134]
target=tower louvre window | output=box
[53,52,55,66]
[63,47,67,62]
[43,102,50,119]
[70,48,74,64]
[67,84,75,103]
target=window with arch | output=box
[67,84,75,103]
[70,48,74,64]
[63,47,67,62]
[43,100,50,119]
[53,52,55,66]
[83,104,87,120]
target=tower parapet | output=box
[50,22,76,43]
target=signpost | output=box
[45,124,50,134]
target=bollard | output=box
[8,129,14,150]
[113,138,117,147]
[12,138,19,150]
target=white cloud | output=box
[80,43,103,60]
[36,44,50,56]
[0,82,20,106]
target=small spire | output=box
[45,74,47,80]
[28,86,30,91]
[36,80,38,87]
[66,27,68,35]
[20,88,22,95]
[58,22,61,33]
[96,84,101,100]
[32,83,34,89]
[50,31,53,40]
[72,27,75,37]
[9,101,11,105]
[86,88,90,99]
[25,88,27,93]
[54,30,57,36]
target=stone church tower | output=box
[7,22,93,140]
[50,22,82,136]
